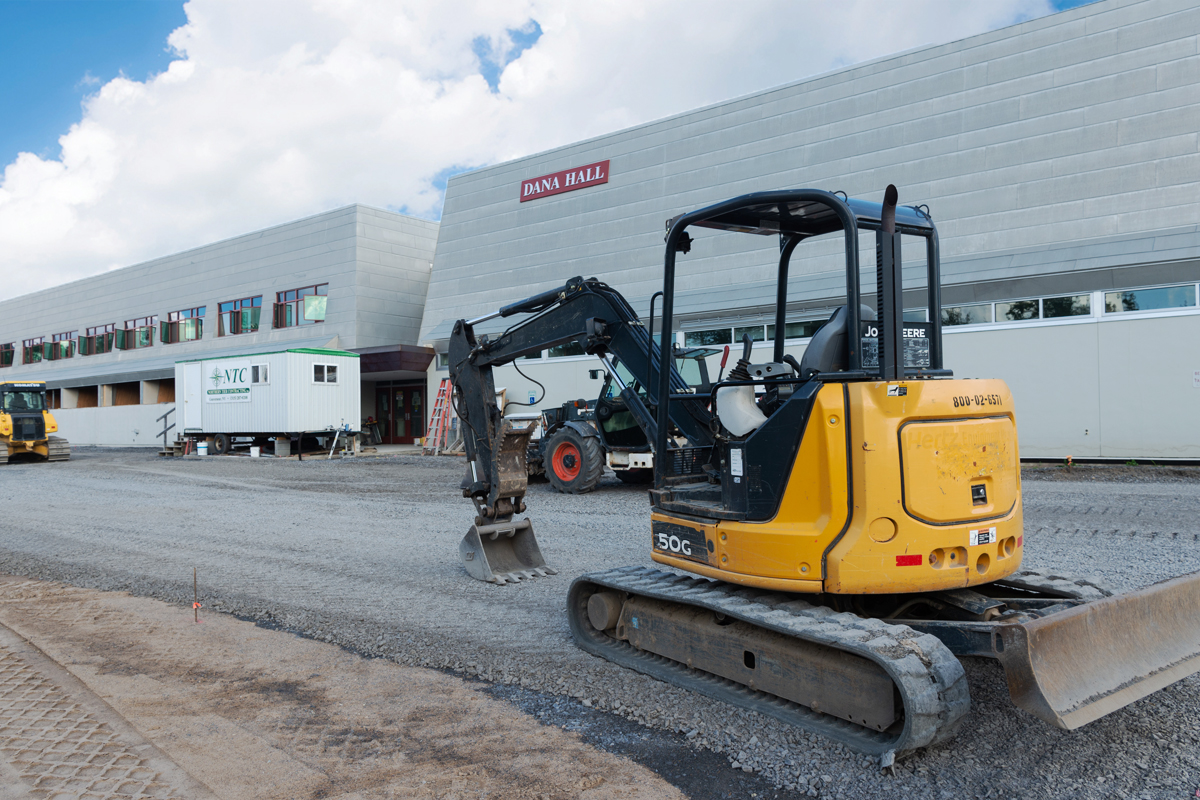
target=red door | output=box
[380,386,425,444]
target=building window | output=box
[996,299,1040,322]
[251,364,269,384]
[1104,284,1197,314]
[941,303,993,326]
[274,284,328,328]
[767,320,826,340]
[1043,294,1091,318]
[547,341,586,358]
[0,344,13,368]
[81,324,116,356]
[313,364,338,383]
[903,309,929,322]
[163,307,206,343]
[119,316,158,350]
[47,332,76,360]
[22,337,45,365]
[218,296,262,336]
[684,328,733,347]
[436,353,449,370]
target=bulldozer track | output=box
[47,437,70,462]
[0,442,6,465]
[568,566,969,757]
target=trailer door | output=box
[182,363,203,430]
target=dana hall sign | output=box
[520,160,610,202]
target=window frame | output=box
[251,364,270,385]
[313,363,339,384]
[217,296,263,336]
[273,283,328,329]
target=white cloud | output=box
[0,0,1053,300]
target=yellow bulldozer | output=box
[0,381,70,464]
[446,186,1200,759]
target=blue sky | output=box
[0,0,187,167]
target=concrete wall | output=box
[53,405,176,448]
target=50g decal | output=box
[651,522,709,564]
[655,531,692,555]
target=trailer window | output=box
[314,364,338,384]
[252,364,269,384]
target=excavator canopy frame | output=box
[655,189,943,488]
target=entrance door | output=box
[375,386,426,444]
[183,363,202,430]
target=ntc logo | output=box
[209,367,246,388]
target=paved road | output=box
[1,450,1198,800]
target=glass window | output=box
[548,341,585,358]
[314,364,325,383]
[996,300,1040,322]
[903,309,928,322]
[313,364,338,383]
[2,391,45,411]
[733,325,765,343]
[767,320,825,340]
[436,353,449,369]
[326,365,337,383]
[275,284,328,328]
[684,328,732,346]
[1105,285,1197,313]
[941,303,992,326]
[252,364,269,384]
[1043,294,1091,318]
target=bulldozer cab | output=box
[1,386,47,412]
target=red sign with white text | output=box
[520,160,610,202]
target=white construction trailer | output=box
[176,348,361,455]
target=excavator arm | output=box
[447,276,714,582]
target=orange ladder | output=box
[423,378,452,455]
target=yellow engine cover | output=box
[650,378,1024,595]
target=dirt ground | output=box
[0,575,683,800]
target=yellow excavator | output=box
[0,381,71,464]
[447,186,1200,758]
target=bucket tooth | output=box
[994,569,1200,729]
[459,518,554,585]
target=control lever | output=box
[741,333,753,363]
[717,345,731,382]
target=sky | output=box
[0,0,1098,301]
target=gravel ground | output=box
[1,448,1198,800]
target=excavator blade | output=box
[459,518,558,585]
[994,569,1200,729]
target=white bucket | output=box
[250,446,261,458]
[198,442,209,456]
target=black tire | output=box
[212,433,231,455]
[545,428,604,494]
[614,467,653,484]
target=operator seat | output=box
[798,304,876,377]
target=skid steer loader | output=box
[0,381,70,464]
[446,185,1200,756]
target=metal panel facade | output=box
[419,0,1200,341]
[0,205,437,389]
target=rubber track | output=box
[0,442,7,465]
[1002,568,1115,600]
[568,566,969,757]
[47,437,70,462]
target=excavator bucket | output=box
[459,518,557,585]
[994,570,1200,729]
